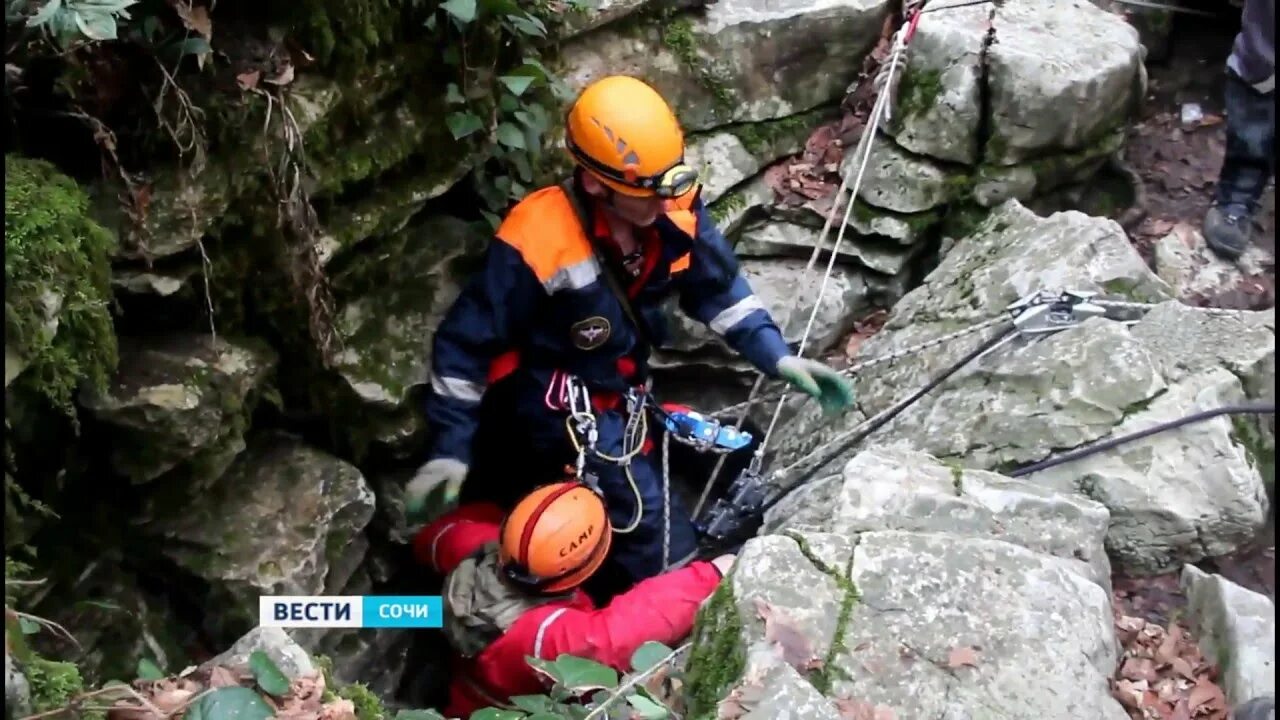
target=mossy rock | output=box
[78,333,278,489]
[4,155,118,418]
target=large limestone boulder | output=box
[764,445,1115,589]
[1181,565,1277,707]
[557,0,893,132]
[148,432,375,645]
[79,333,277,487]
[885,0,1143,174]
[770,199,1274,574]
[686,448,1125,719]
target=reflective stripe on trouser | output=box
[461,369,700,590]
[1217,66,1276,210]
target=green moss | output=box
[785,532,860,695]
[661,16,734,113]
[4,155,119,419]
[709,189,749,226]
[730,107,835,158]
[287,0,409,76]
[944,460,965,496]
[1231,415,1275,491]
[683,574,747,719]
[943,174,977,203]
[26,655,100,719]
[338,682,388,720]
[895,68,943,122]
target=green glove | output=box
[776,356,856,415]
[404,458,468,526]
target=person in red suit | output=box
[413,480,735,718]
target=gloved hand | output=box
[404,458,468,525]
[776,355,856,415]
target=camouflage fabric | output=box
[442,543,572,658]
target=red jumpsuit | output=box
[414,503,726,718]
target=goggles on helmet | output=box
[567,136,699,199]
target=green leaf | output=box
[499,94,520,113]
[496,123,525,149]
[506,12,545,37]
[73,9,118,40]
[498,75,536,97]
[27,0,62,27]
[135,658,165,681]
[394,711,447,720]
[424,13,437,30]
[467,709,523,720]
[169,37,211,58]
[625,693,669,720]
[480,211,502,232]
[18,617,39,634]
[248,650,290,697]
[446,112,485,140]
[184,686,274,720]
[440,0,477,24]
[509,696,555,713]
[630,641,673,672]
[511,153,533,183]
[443,46,461,66]
[551,655,619,694]
[524,715,564,720]
[445,83,466,105]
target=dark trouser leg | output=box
[580,410,700,606]
[1206,2,1276,260]
[460,371,576,510]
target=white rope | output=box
[692,1,927,517]
[753,15,917,461]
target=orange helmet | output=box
[564,75,698,199]
[497,481,612,594]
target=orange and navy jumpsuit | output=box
[414,503,726,718]
[423,178,790,597]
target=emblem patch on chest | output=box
[570,316,612,350]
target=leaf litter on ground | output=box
[104,653,358,720]
[1109,607,1229,720]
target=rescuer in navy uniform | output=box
[403,75,856,600]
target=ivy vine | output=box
[430,0,586,227]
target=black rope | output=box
[738,322,1019,531]
[1007,403,1276,478]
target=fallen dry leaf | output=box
[1120,656,1159,683]
[753,597,823,672]
[236,70,261,90]
[1187,677,1225,712]
[946,646,980,669]
[835,697,897,720]
[318,698,357,720]
[174,3,212,39]
[208,664,242,688]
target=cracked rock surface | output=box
[686,446,1126,719]
[772,200,1274,574]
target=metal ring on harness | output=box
[560,375,648,535]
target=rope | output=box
[564,410,648,534]
[662,430,671,570]
[771,321,1017,485]
[692,2,930,522]
[1007,403,1277,477]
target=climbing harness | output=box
[561,375,649,535]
